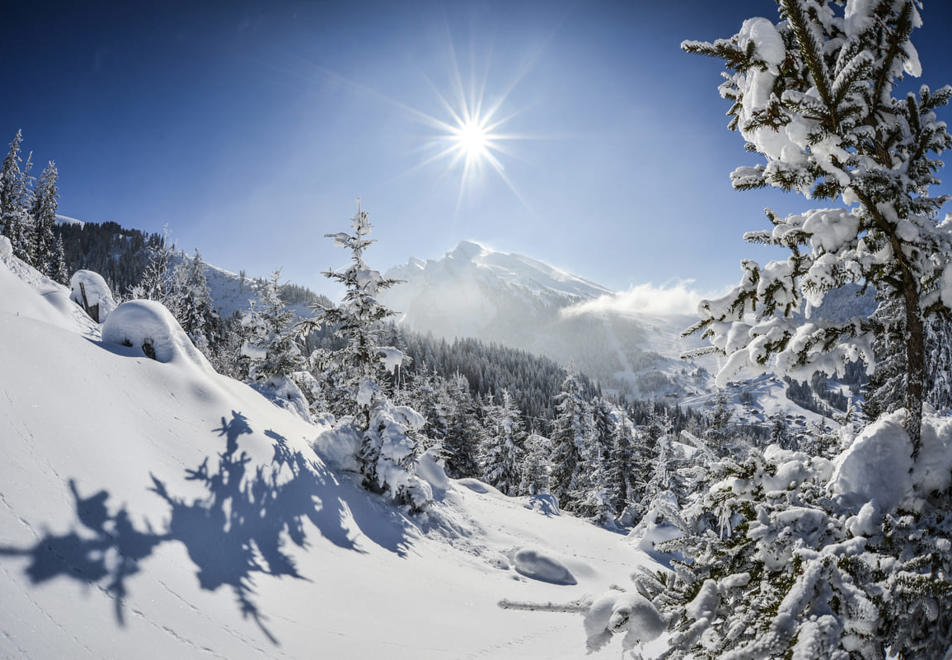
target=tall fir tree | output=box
[478,390,527,496]
[29,161,58,275]
[309,200,403,428]
[549,374,592,512]
[0,131,33,261]
[241,270,305,383]
[51,234,68,284]
[311,202,429,507]
[442,373,482,478]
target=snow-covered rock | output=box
[511,546,576,585]
[101,299,212,372]
[0,235,11,260]
[69,270,118,322]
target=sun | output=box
[453,118,491,161]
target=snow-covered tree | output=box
[442,373,482,478]
[682,0,952,451]
[605,412,639,524]
[521,431,551,495]
[171,250,221,355]
[51,235,68,284]
[549,374,592,512]
[130,227,174,302]
[312,202,430,508]
[308,201,403,428]
[29,161,58,275]
[479,390,526,496]
[241,271,306,383]
[0,131,33,261]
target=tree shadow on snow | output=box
[0,410,415,644]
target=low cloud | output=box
[562,281,716,318]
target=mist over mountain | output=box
[382,240,714,401]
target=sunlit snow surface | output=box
[0,253,656,658]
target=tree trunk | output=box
[904,282,925,458]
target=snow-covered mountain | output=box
[381,241,869,426]
[0,239,655,659]
[382,241,714,401]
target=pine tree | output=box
[172,250,221,355]
[308,200,403,429]
[521,431,551,495]
[606,412,637,523]
[51,235,68,284]
[241,270,305,383]
[0,131,33,260]
[682,0,952,452]
[311,201,429,507]
[130,227,174,302]
[29,161,58,275]
[549,374,592,512]
[442,373,481,478]
[479,390,526,496]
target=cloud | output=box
[561,280,717,318]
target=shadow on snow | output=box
[0,410,415,644]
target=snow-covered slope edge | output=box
[0,248,652,658]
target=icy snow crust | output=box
[0,254,655,659]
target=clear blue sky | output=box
[2,1,951,296]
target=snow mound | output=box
[831,412,952,512]
[830,412,912,511]
[511,547,576,585]
[914,414,952,495]
[0,235,11,260]
[102,300,213,372]
[414,448,450,496]
[69,270,117,322]
[584,590,665,653]
[250,374,311,422]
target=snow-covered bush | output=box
[69,270,117,322]
[355,384,433,511]
[102,299,212,373]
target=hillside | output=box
[0,241,654,658]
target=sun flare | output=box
[453,118,491,161]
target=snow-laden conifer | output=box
[311,201,430,508]
[682,0,952,450]
[29,161,58,276]
[549,374,592,512]
[0,131,34,261]
[478,390,526,496]
[241,270,305,384]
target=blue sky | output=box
[2,1,951,297]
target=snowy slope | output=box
[169,256,318,321]
[0,250,653,659]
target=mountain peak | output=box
[449,240,489,261]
